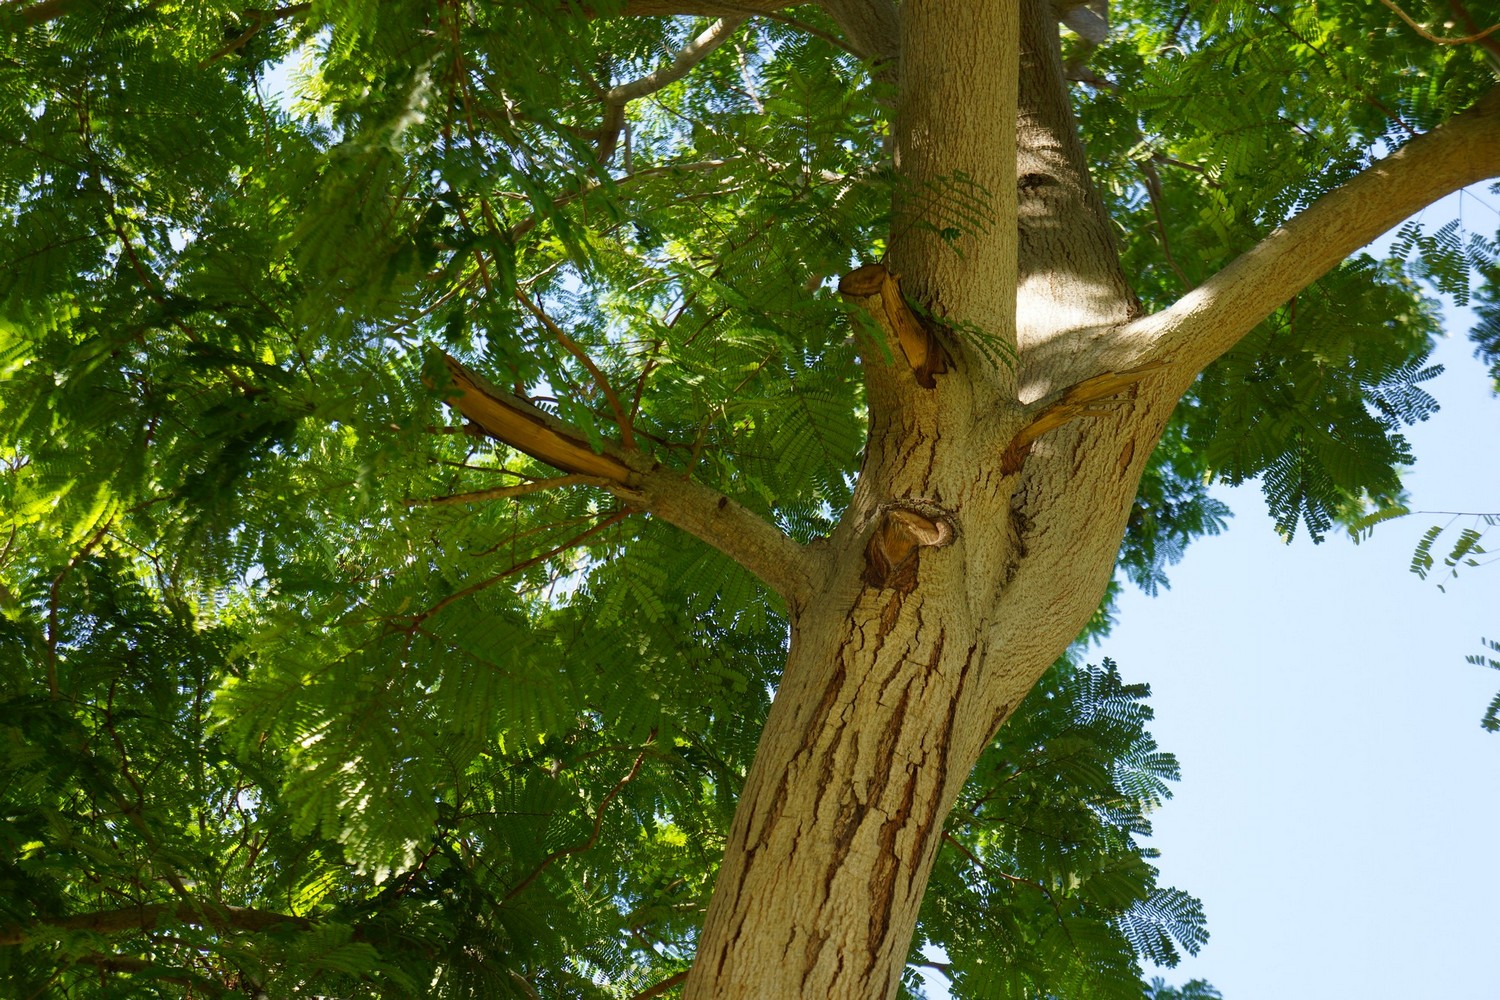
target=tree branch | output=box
[820,0,898,65]
[1124,85,1500,382]
[0,902,311,947]
[627,970,691,1000]
[417,510,630,623]
[67,954,228,997]
[438,355,823,607]
[590,0,790,15]
[503,749,649,902]
[515,289,638,449]
[405,474,607,506]
[198,4,312,67]
[1447,0,1500,66]
[1000,361,1170,474]
[607,16,747,104]
[597,16,745,162]
[1137,153,1191,288]
[14,0,78,25]
[1379,0,1500,45]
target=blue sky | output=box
[1107,189,1500,998]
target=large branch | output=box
[1123,84,1500,383]
[440,357,822,608]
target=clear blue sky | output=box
[1108,188,1500,998]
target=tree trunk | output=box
[682,3,1165,996]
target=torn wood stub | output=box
[862,506,956,592]
[839,263,949,388]
[999,360,1169,475]
[438,354,634,483]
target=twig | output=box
[597,16,746,161]
[606,17,747,104]
[404,474,607,505]
[1259,4,1417,137]
[15,0,76,25]
[1137,156,1191,287]
[1379,0,1499,44]
[1447,0,1500,64]
[45,526,109,699]
[197,4,312,67]
[0,902,311,947]
[625,970,690,1000]
[415,510,629,624]
[515,289,638,449]
[503,749,649,902]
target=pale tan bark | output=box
[683,4,1028,997]
[1015,0,1139,351]
[821,0,899,65]
[886,0,1020,387]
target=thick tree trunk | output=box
[682,3,1159,996]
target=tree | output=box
[2,0,1497,997]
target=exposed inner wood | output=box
[862,507,955,590]
[1000,361,1169,475]
[439,354,633,483]
[839,263,949,387]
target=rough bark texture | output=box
[686,4,1045,997]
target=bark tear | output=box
[437,354,634,481]
[999,360,1169,474]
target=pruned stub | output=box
[862,506,955,592]
[839,263,950,388]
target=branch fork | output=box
[437,354,821,607]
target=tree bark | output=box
[684,3,1058,997]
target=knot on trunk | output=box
[862,503,956,592]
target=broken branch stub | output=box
[438,354,634,482]
[862,507,955,592]
[434,354,820,607]
[840,263,949,387]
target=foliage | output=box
[2,0,1496,995]
[920,660,1205,1000]
[1145,979,1223,1000]
[1073,0,1491,540]
[1467,637,1500,733]
[1383,509,1500,734]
